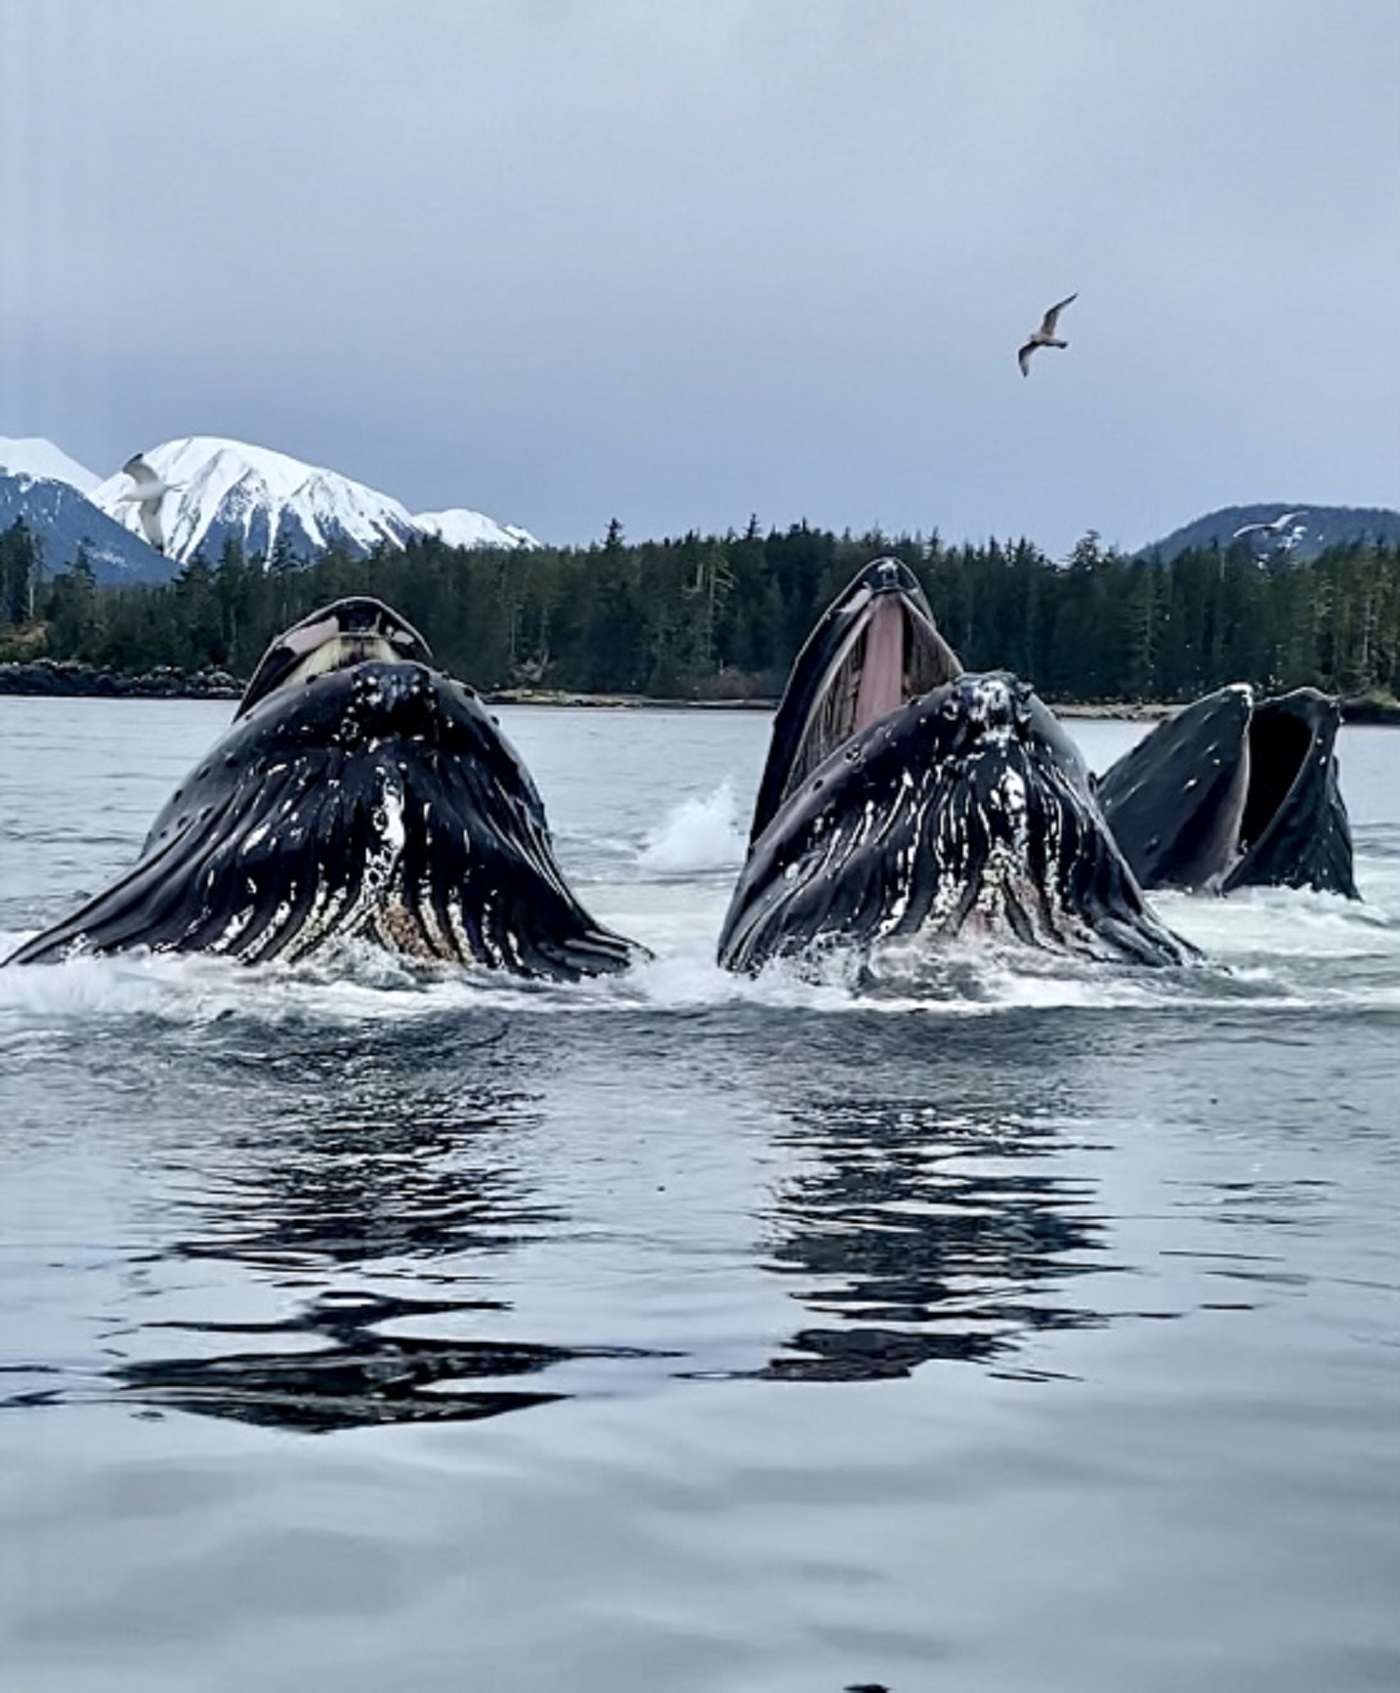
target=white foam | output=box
[4,847,1399,1029]
[637,780,746,876]
[1156,876,1400,960]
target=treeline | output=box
[4,516,1400,703]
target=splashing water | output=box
[637,778,746,875]
[5,854,1398,1031]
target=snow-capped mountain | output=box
[0,436,100,495]
[89,436,538,565]
[7,432,538,575]
[91,437,422,565]
[415,508,539,550]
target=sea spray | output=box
[638,780,746,875]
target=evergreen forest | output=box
[3,517,1400,705]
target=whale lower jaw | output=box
[721,787,1192,975]
[892,863,1158,964]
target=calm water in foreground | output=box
[1,698,1398,1692]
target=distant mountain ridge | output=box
[1139,503,1400,564]
[8,435,1396,589]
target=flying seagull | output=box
[115,453,181,555]
[1231,510,1307,543]
[1018,293,1077,377]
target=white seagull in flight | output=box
[114,453,181,555]
[1231,511,1307,543]
[1018,293,1077,377]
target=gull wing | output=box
[135,499,166,554]
[1040,292,1077,336]
[121,453,164,491]
[1017,340,1037,377]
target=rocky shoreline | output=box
[1,661,1396,724]
[483,687,778,711]
[1339,694,1400,725]
[485,690,1176,718]
[0,659,243,701]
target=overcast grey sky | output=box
[1,0,1396,551]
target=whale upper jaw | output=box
[749,557,964,848]
[236,596,433,720]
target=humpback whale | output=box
[720,562,1194,973]
[1097,684,1357,898]
[7,598,643,977]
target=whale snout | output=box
[933,672,1038,750]
[949,672,1027,718]
[314,660,460,749]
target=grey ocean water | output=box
[2,699,1398,1693]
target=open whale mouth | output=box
[792,584,960,783]
[1236,696,1314,857]
[1097,684,1355,897]
[236,597,433,719]
[1224,688,1353,892]
[750,558,963,846]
